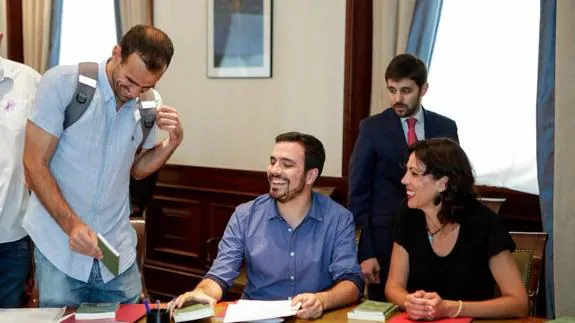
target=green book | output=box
[97,233,120,276]
[347,300,398,321]
[173,303,214,323]
[76,302,119,320]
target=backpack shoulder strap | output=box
[64,62,98,129]
[137,90,158,151]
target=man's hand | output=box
[156,105,183,148]
[292,293,324,319]
[67,219,102,259]
[170,290,217,317]
[361,257,381,284]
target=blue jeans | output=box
[0,236,31,308]
[35,248,141,307]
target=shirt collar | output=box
[400,105,424,125]
[0,57,15,82]
[267,192,323,222]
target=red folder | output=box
[389,312,472,323]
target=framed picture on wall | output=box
[207,0,272,78]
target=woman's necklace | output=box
[427,223,447,243]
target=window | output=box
[59,0,117,65]
[423,0,540,194]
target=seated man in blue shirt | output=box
[172,132,363,319]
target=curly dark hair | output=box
[408,138,476,224]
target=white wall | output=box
[154,0,346,176]
[554,0,575,316]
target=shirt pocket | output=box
[1,99,31,134]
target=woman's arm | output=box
[385,242,431,320]
[429,250,529,319]
[458,250,528,318]
[384,242,410,307]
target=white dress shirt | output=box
[0,57,40,243]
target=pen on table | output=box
[156,299,161,312]
[143,298,151,313]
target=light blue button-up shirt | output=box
[206,192,363,300]
[22,61,157,283]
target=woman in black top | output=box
[385,138,528,319]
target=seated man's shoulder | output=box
[233,193,274,218]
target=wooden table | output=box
[138,304,548,322]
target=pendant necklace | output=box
[427,223,447,243]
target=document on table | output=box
[0,307,66,323]
[223,300,301,323]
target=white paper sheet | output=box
[223,300,300,323]
[0,307,65,323]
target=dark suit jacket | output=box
[348,107,459,265]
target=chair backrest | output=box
[130,217,147,300]
[507,231,547,316]
[478,197,506,214]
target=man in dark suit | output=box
[348,53,458,301]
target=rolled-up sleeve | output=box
[329,210,364,294]
[205,208,245,292]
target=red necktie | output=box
[407,118,418,145]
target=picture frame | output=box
[207,0,272,78]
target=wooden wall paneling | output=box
[342,0,373,177]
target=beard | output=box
[392,96,422,118]
[268,175,306,203]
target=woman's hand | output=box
[421,292,460,320]
[404,290,429,320]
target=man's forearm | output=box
[24,162,81,235]
[131,139,178,180]
[316,280,360,311]
[196,278,224,301]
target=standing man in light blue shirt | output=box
[22,25,183,307]
[0,31,41,308]
[172,132,363,320]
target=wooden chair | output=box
[478,197,506,214]
[130,217,148,300]
[495,232,547,316]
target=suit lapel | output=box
[422,108,437,139]
[386,110,409,159]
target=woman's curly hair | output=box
[408,138,477,224]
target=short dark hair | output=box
[408,138,476,224]
[119,25,174,72]
[385,53,428,88]
[275,132,326,178]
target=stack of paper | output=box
[223,300,300,323]
[347,300,397,322]
[0,307,65,323]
